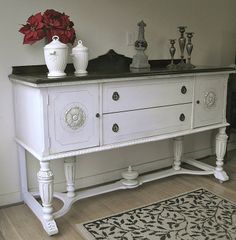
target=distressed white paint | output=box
[173,137,183,170]
[214,127,229,181]
[13,71,231,235]
[193,74,226,127]
[64,157,76,198]
[48,85,100,154]
[37,161,54,221]
[1,0,236,208]
[102,77,193,113]
[13,83,46,156]
[103,104,192,145]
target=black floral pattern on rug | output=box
[81,189,236,240]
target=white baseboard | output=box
[2,142,236,207]
[0,192,21,207]
[227,140,236,151]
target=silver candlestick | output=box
[167,39,176,69]
[177,26,187,69]
[185,32,195,68]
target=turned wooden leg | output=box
[37,161,54,221]
[214,127,229,182]
[64,157,76,198]
[173,137,183,170]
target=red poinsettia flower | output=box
[43,9,76,44]
[19,12,45,44]
[43,9,67,29]
[19,9,76,45]
[45,28,76,45]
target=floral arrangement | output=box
[19,9,76,45]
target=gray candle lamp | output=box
[130,20,150,69]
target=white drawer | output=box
[103,77,193,113]
[103,103,192,145]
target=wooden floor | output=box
[1,151,236,240]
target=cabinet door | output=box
[48,84,99,154]
[193,74,227,128]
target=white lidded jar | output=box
[44,35,68,78]
[71,40,88,75]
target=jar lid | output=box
[44,36,68,49]
[72,40,88,53]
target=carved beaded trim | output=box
[37,171,53,179]
[64,106,86,130]
[204,91,216,108]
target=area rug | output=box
[76,188,236,240]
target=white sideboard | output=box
[10,67,234,235]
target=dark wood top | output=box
[9,49,235,85]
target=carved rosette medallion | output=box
[204,91,216,108]
[64,106,86,130]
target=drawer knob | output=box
[179,113,185,121]
[96,113,100,118]
[181,86,187,94]
[196,100,200,104]
[112,92,120,101]
[112,123,119,132]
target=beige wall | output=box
[0,0,236,206]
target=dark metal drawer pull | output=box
[112,92,120,101]
[179,113,185,121]
[181,86,187,94]
[112,123,119,132]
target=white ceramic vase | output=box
[71,40,88,75]
[44,36,68,78]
